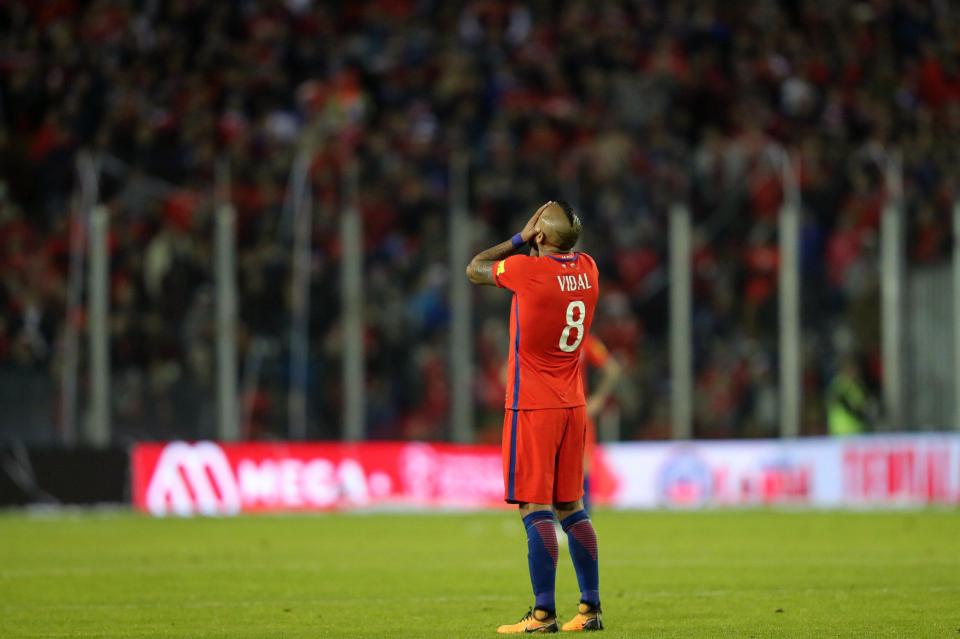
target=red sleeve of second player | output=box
[583,335,610,368]
[494,255,534,292]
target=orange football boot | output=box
[560,603,603,631]
[497,607,559,634]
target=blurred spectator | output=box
[827,357,873,436]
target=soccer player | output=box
[467,201,603,633]
[581,335,621,512]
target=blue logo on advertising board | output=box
[658,450,713,508]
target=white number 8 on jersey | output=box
[559,300,586,352]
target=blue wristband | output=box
[511,233,525,250]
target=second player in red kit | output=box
[467,201,604,633]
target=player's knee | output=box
[519,502,552,515]
[554,499,583,512]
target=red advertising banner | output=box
[133,441,511,516]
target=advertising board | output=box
[132,435,960,516]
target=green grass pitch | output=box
[1,509,958,638]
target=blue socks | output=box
[523,510,558,613]
[561,510,600,608]
[521,509,601,613]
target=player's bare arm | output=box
[464,238,516,286]
[586,356,622,420]
[465,202,552,286]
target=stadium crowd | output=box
[1,0,958,442]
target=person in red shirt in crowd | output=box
[467,201,603,633]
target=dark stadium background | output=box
[1,0,959,506]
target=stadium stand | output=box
[1,0,957,442]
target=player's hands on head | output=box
[520,201,553,243]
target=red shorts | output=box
[502,406,587,504]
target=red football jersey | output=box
[494,252,600,409]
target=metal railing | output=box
[6,146,960,447]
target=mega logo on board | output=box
[132,441,553,516]
[143,442,241,516]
